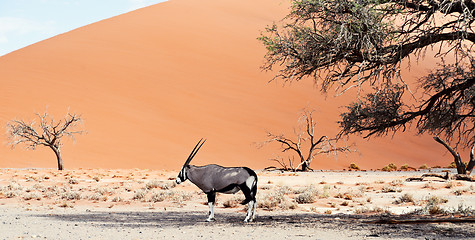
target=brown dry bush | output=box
[257,186,297,211]
[132,189,148,201]
[89,193,107,201]
[222,196,245,208]
[23,192,42,201]
[381,185,401,193]
[354,206,388,214]
[393,193,414,204]
[149,190,172,203]
[111,196,123,202]
[295,191,316,204]
[61,191,81,200]
[145,180,176,190]
[169,190,193,204]
[294,184,318,204]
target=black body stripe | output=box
[216,184,240,193]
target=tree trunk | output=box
[433,136,466,174]
[301,161,309,171]
[467,144,475,174]
[50,146,64,171]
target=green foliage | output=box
[260,0,475,148]
[349,163,360,170]
[382,163,397,172]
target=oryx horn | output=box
[183,138,206,166]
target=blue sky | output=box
[0,0,166,56]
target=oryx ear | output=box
[183,138,206,166]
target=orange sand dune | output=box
[0,0,463,170]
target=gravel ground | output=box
[1,206,474,240]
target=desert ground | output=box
[0,168,474,239]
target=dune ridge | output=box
[0,0,461,170]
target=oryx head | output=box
[176,138,206,184]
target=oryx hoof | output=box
[206,217,216,222]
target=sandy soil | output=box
[0,168,474,239]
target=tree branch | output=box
[433,136,466,174]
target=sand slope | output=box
[0,0,462,170]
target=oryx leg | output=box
[206,192,216,222]
[250,200,257,221]
[241,181,257,222]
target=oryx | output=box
[176,139,258,222]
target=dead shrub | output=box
[132,190,148,201]
[170,190,193,204]
[381,185,401,193]
[146,180,167,190]
[4,191,18,198]
[4,182,23,191]
[94,187,114,196]
[61,191,81,200]
[354,206,388,214]
[390,180,404,187]
[393,193,414,204]
[294,184,318,204]
[257,189,292,210]
[279,196,298,210]
[111,196,123,202]
[89,193,107,201]
[68,178,79,184]
[444,181,455,189]
[295,191,316,204]
[335,192,358,200]
[149,190,172,203]
[453,189,466,196]
[23,192,42,201]
[222,196,245,208]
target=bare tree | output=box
[261,110,350,171]
[6,110,84,170]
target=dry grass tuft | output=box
[393,193,414,204]
[23,192,42,201]
[132,189,148,201]
[354,206,389,214]
[382,185,401,193]
[222,196,245,208]
[170,190,193,204]
[294,185,318,204]
[146,180,176,190]
[149,190,173,203]
[61,191,81,200]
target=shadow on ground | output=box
[36,210,475,239]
